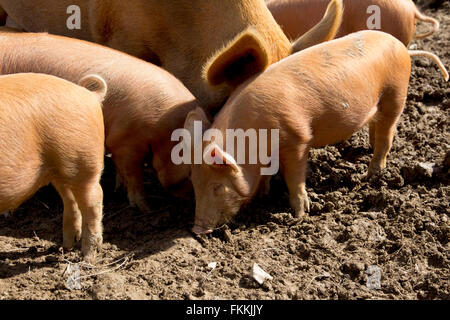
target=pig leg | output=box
[71,179,103,263]
[257,175,272,198]
[369,121,376,149]
[262,176,271,196]
[112,147,149,212]
[53,182,82,251]
[367,122,397,177]
[367,95,405,178]
[282,145,310,218]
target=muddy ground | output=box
[0,1,448,300]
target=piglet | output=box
[185,30,448,233]
[0,31,199,212]
[267,0,440,46]
[0,73,106,260]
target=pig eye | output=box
[213,184,226,195]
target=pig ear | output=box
[184,107,211,136]
[291,0,343,53]
[203,143,239,172]
[203,28,269,88]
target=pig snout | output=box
[192,224,214,235]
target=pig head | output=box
[0,0,343,110]
[184,108,261,234]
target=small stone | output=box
[207,262,217,270]
[415,162,435,178]
[252,263,273,285]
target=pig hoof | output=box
[292,194,310,218]
[63,230,81,251]
[63,235,80,251]
[365,168,382,180]
[83,252,97,265]
[366,161,386,179]
[81,233,103,263]
[294,210,306,219]
[128,193,150,213]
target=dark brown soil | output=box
[0,1,448,300]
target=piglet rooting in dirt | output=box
[0,73,106,262]
[186,30,448,234]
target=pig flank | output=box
[267,0,440,46]
[187,30,449,233]
[0,32,198,212]
[0,0,343,110]
[0,73,105,261]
